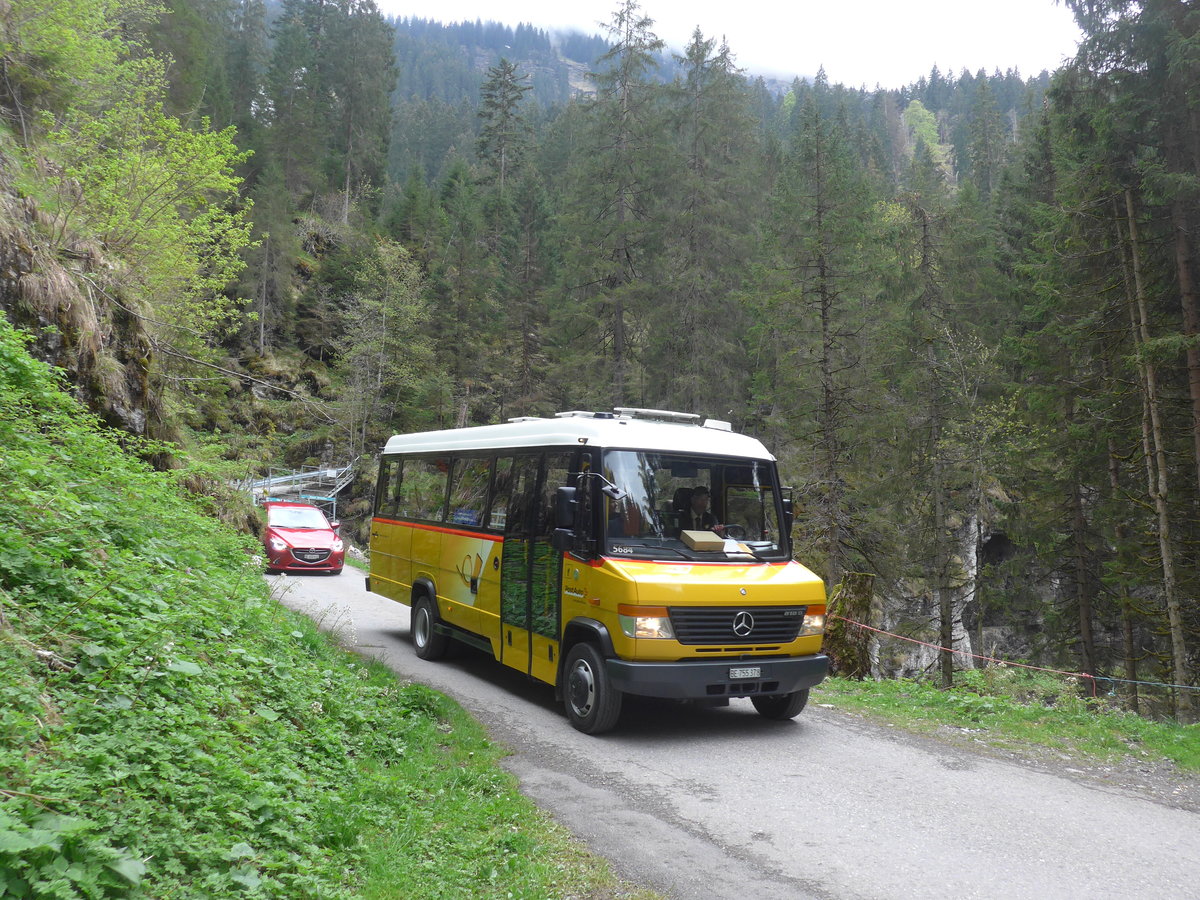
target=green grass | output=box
[0,319,654,899]
[815,668,1200,772]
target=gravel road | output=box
[271,571,1200,900]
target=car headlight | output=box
[618,605,675,639]
[332,539,344,552]
[269,537,288,552]
[800,613,826,636]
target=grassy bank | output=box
[0,319,652,899]
[816,668,1200,772]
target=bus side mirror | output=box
[781,497,795,535]
[553,485,594,555]
[552,486,577,551]
[555,486,577,528]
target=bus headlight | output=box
[800,613,826,636]
[618,605,675,639]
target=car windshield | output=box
[268,507,330,530]
[601,451,786,561]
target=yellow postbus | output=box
[367,408,828,733]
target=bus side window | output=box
[449,457,491,527]
[375,458,402,518]
[488,457,514,531]
[398,456,449,521]
[375,460,389,517]
[505,456,541,535]
[396,458,410,513]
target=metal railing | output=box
[243,460,357,520]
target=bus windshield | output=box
[601,451,787,560]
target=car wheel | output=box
[411,595,449,660]
[563,642,622,734]
[751,689,809,720]
[330,567,343,576]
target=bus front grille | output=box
[669,606,806,645]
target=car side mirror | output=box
[329,520,341,531]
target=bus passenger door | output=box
[499,455,539,674]
[528,454,570,684]
[499,453,570,682]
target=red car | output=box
[263,501,345,575]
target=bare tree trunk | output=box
[914,205,953,689]
[1106,429,1140,714]
[933,388,951,689]
[1124,188,1192,717]
[1164,96,1200,501]
[611,48,633,407]
[257,277,267,355]
[1064,394,1098,675]
[819,269,844,586]
[1171,198,1200,498]
[1069,477,1097,676]
[814,129,844,586]
[455,382,471,429]
[342,112,354,225]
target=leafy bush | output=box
[0,318,638,898]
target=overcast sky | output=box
[375,0,1083,88]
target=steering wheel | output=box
[722,524,747,540]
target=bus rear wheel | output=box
[751,689,810,720]
[411,596,449,660]
[564,643,622,734]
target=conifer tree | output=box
[1047,0,1199,715]
[324,0,395,221]
[966,79,1006,201]
[334,240,431,450]
[642,30,761,416]
[147,0,237,125]
[227,0,269,159]
[554,0,666,407]
[477,58,532,193]
[265,6,323,197]
[265,0,394,211]
[758,87,879,587]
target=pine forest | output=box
[2,0,1199,719]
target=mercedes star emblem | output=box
[732,610,755,637]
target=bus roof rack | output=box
[541,409,731,431]
[554,410,607,419]
[612,407,701,424]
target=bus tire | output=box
[564,642,622,734]
[412,595,449,660]
[751,689,809,720]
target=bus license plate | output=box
[729,666,761,679]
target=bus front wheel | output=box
[411,596,449,660]
[751,689,809,720]
[564,643,622,734]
